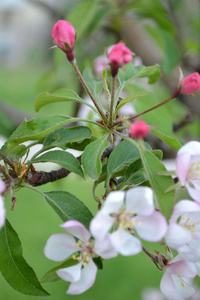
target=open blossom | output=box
[90,187,167,256]
[51,20,76,61]
[44,220,116,295]
[129,120,149,139]
[178,72,200,95]
[0,177,6,229]
[108,42,132,77]
[165,200,200,262]
[160,255,196,300]
[176,141,200,202]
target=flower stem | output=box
[71,61,108,124]
[109,76,116,125]
[113,92,178,126]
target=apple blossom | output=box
[129,120,149,139]
[178,72,200,95]
[0,176,6,229]
[108,42,132,77]
[51,20,76,62]
[93,55,109,77]
[90,187,167,256]
[165,200,200,262]
[176,141,200,202]
[44,220,116,295]
[160,255,196,300]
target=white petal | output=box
[90,213,114,241]
[101,190,125,215]
[57,262,82,283]
[168,258,196,278]
[172,200,200,220]
[44,234,76,261]
[176,152,191,185]
[0,178,6,194]
[178,141,200,156]
[160,271,180,300]
[94,235,118,259]
[126,187,154,215]
[186,184,200,203]
[67,259,97,295]
[61,220,91,243]
[171,274,195,298]
[134,211,167,242]
[165,223,192,249]
[0,196,6,229]
[109,228,142,256]
[179,243,200,262]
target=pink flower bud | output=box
[51,20,76,62]
[108,42,132,77]
[129,120,149,139]
[179,72,200,94]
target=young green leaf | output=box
[31,150,84,178]
[0,220,49,296]
[43,191,93,229]
[151,128,184,151]
[82,135,110,179]
[35,89,98,113]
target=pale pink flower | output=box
[44,220,116,295]
[90,187,167,256]
[160,255,196,300]
[0,177,6,229]
[93,55,109,77]
[178,73,200,94]
[51,20,76,61]
[176,141,200,202]
[165,200,200,262]
[129,120,149,139]
[108,42,132,76]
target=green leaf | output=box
[151,128,184,151]
[43,191,93,229]
[35,89,97,113]
[42,126,92,151]
[67,0,98,38]
[0,220,49,296]
[83,69,103,100]
[31,150,84,178]
[114,91,152,117]
[4,115,77,154]
[41,259,78,283]
[82,135,109,179]
[123,159,148,186]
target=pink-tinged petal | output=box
[134,211,167,242]
[90,213,114,241]
[0,177,6,194]
[44,233,76,261]
[101,191,125,215]
[126,187,154,215]
[94,235,118,259]
[67,259,97,295]
[109,228,142,256]
[57,262,82,283]
[172,200,200,220]
[168,258,196,278]
[171,274,195,298]
[178,141,200,156]
[0,196,5,229]
[176,152,191,185]
[160,271,181,300]
[61,220,91,243]
[165,223,192,249]
[186,184,200,202]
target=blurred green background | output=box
[0,0,200,299]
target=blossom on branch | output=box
[90,187,167,256]
[51,20,76,62]
[0,177,6,229]
[176,141,200,202]
[44,220,116,295]
[165,200,200,262]
[178,72,200,95]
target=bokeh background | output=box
[0,0,200,299]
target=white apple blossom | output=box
[176,141,200,202]
[90,187,167,256]
[160,255,196,300]
[165,200,200,262]
[0,176,6,229]
[44,220,117,295]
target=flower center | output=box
[118,210,135,229]
[188,160,200,180]
[179,215,200,236]
[72,240,94,267]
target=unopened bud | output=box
[129,120,149,139]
